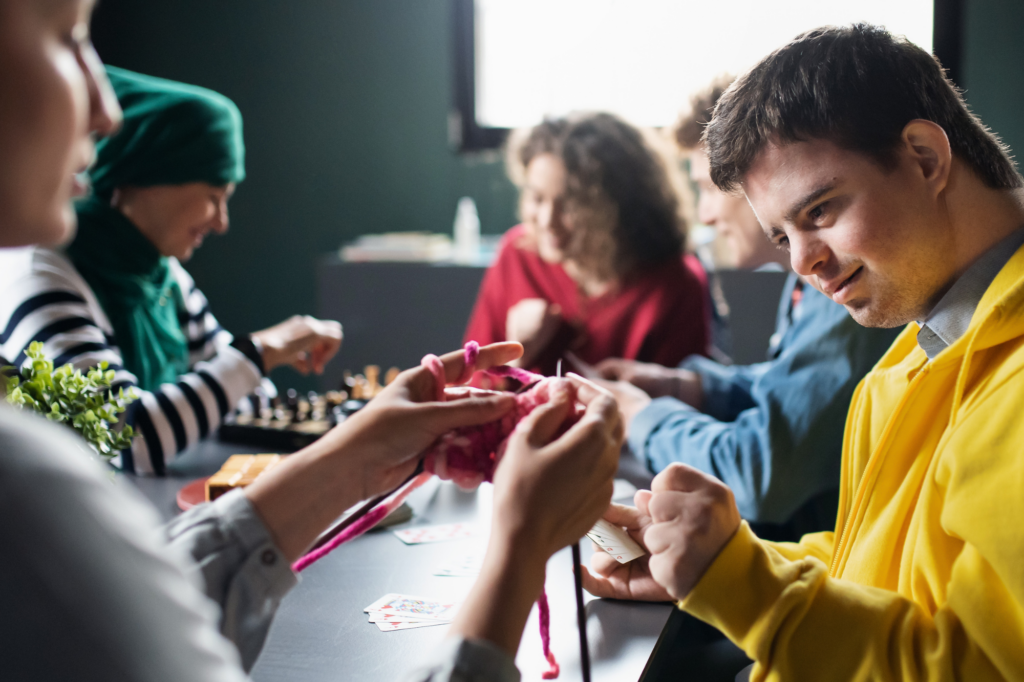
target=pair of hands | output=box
[252,315,343,375]
[588,358,703,429]
[246,341,622,566]
[581,463,741,602]
[342,340,622,554]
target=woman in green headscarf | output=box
[0,66,342,475]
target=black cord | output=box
[572,541,592,682]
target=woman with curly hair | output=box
[464,112,710,375]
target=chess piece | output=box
[384,367,400,386]
[285,388,300,421]
[351,374,366,400]
[365,365,380,397]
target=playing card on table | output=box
[433,551,484,577]
[393,522,478,545]
[368,612,437,624]
[364,593,459,622]
[369,612,449,631]
[375,619,448,632]
[587,518,646,564]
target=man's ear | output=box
[901,119,952,198]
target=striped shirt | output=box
[0,248,264,475]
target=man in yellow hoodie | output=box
[583,23,1024,680]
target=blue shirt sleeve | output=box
[628,280,902,524]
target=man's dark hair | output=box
[706,23,1022,192]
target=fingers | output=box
[651,463,715,494]
[442,387,505,402]
[310,333,342,374]
[424,393,516,432]
[438,342,523,384]
[513,384,573,447]
[594,358,627,380]
[579,564,621,599]
[642,518,679,556]
[634,489,653,517]
[588,546,623,577]
[566,373,614,406]
[604,502,645,530]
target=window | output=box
[452,0,955,151]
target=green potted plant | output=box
[4,341,138,457]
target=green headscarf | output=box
[67,66,246,390]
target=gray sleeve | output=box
[0,408,251,682]
[400,637,521,682]
[164,490,298,670]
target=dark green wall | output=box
[91,0,1024,390]
[91,0,519,390]
[962,0,1024,166]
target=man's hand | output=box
[581,498,673,602]
[643,464,742,600]
[591,378,651,431]
[505,298,563,369]
[252,315,343,374]
[595,358,703,408]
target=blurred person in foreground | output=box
[585,24,1024,681]
[0,1,621,680]
[597,79,901,538]
[464,112,710,376]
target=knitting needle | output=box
[308,461,425,551]
[572,542,592,682]
[558,359,592,682]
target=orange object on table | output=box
[205,454,282,501]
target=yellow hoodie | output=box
[681,244,1024,681]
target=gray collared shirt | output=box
[917,227,1024,358]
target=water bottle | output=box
[453,196,480,264]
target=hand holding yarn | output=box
[325,341,522,502]
[420,342,585,490]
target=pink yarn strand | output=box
[538,589,560,679]
[421,354,446,402]
[291,471,433,572]
[457,341,480,384]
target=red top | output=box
[464,225,710,375]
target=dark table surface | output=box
[124,437,676,682]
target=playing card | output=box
[375,619,449,631]
[433,552,484,577]
[393,523,478,545]
[587,518,646,564]
[364,593,459,622]
[368,612,440,624]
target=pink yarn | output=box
[538,588,561,679]
[420,346,578,491]
[292,343,568,571]
[292,471,433,572]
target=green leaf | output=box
[5,347,138,459]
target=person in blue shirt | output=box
[598,80,902,539]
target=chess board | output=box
[218,365,398,451]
